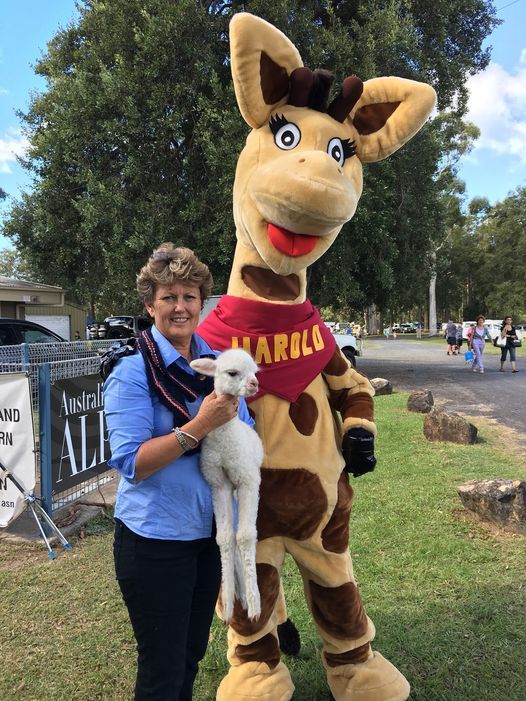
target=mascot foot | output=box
[216,661,294,701]
[326,651,410,701]
[277,618,301,656]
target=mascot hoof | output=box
[216,660,294,701]
[325,651,410,701]
[277,618,301,656]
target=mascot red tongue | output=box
[197,12,436,701]
[267,222,318,257]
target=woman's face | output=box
[505,317,512,325]
[477,317,485,325]
[145,283,201,348]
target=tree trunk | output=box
[428,250,438,336]
[366,304,380,335]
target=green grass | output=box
[1,393,525,701]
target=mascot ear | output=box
[349,77,437,163]
[229,13,303,129]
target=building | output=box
[0,276,87,340]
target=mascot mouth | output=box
[267,223,319,257]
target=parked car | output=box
[332,331,360,366]
[0,318,66,346]
[399,322,416,333]
[102,315,152,339]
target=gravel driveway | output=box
[358,338,525,447]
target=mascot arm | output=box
[322,349,377,477]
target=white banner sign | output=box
[0,373,36,527]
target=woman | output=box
[468,315,491,373]
[499,315,520,373]
[104,243,254,701]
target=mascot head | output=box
[230,13,437,277]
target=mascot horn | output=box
[198,12,436,701]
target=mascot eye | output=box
[327,137,357,165]
[269,114,301,150]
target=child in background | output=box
[455,323,463,355]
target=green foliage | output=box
[440,187,526,321]
[1,0,499,317]
[0,247,38,280]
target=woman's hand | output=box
[191,390,239,436]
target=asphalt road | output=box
[358,337,525,447]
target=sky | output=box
[1,1,526,250]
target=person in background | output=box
[468,315,491,373]
[444,319,458,355]
[455,323,463,354]
[499,315,520,373]
[74,330,81,341]
[385,325,391,339]
[104,243,255,701]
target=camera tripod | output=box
[0,459,71,559]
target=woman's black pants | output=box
[113,520,221,701]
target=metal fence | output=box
[0,340,117,514]
[0,340,115,411]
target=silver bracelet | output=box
[173,426,199,451]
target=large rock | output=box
[370,377,393,396]
[423,409,477,444]
[407,389,434,413]
[457,480,526,535]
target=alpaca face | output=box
[190,349,259,398]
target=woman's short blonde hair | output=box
[137,243,213,306]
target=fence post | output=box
[21,342,30,371]
[39,363,53,517]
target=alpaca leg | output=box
[211,479,237,623]
[235,482,261,620]
[234,546,248,610]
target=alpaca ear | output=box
[190,358,217,376]
[349,77,436,163]
[229,13,302,128]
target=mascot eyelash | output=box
[269,114,356,161]
[341,139,357,159]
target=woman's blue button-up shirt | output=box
[103,325,254,540]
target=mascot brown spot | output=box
[288,393,318,435]
[321,472,354,553]
[309,580,368,640]
[257,468,327,541]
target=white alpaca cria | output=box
[190,349,263,623]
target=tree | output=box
[1,0,499,317]
[0,248,37,280]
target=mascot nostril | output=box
[197,12,436,701]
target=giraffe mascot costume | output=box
[198,13,436,701]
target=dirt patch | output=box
[0,540,52,571]
[464,414,526,466]
[453,508,526,541]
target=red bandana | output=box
[197,295,336,402]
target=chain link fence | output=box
[0,340,115,411]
